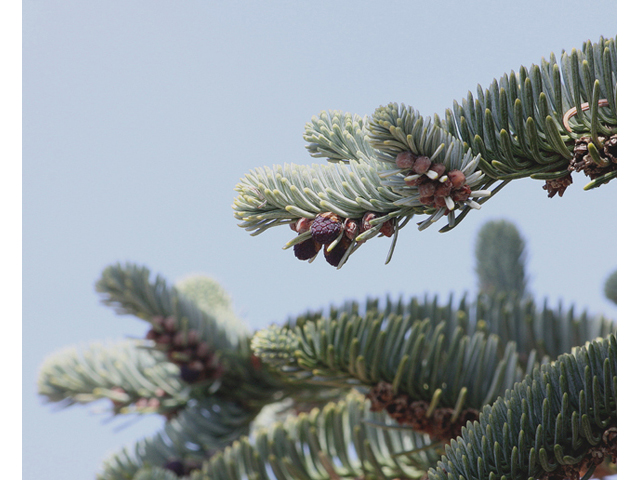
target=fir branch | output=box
[233,37,616,267]
[97,397,260,480]
[252,303,524,415]
[191,392,441,480]
[427,334,616,480]
[233,104,501,268]
[37,340,189,418]
[475,293,616,363]
[367,102,502,232]
[132,467,180,480]
[475,220,529,298]
[303,110,378,163]
[174,275,251,346]
[95,263,246,355]
[441,37,617,191]
[233,160,415,267]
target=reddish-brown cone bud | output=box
[447,169,466,189]
[435,180,452,197]
[344,218,360,241]
[162,317,177,333]
[427,162,447,179]
[195,342,210,360]
[324,236,352,267]
[292,217,313,233]
[395,151,417,169]
[155,334,173,346]
[173,331,187,347]
[451,184,471,202]
[187,330,199,347]
[419,195,435,206]
[434,196,449,209]
[366,382,394,411]
[293,237,321,260]
[379,220,395,237]
[418,181,436,198]
[404,176,421,187]
[412,155,432,174]
[361,212,377,232]
[310,212,343,245]
[146,329,159,341]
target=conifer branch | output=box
[94,263,305,406]
[233,103,501,268]
[252,300,524,417]
[191,392,441,480]
[475,294,616,363]
[303,111,377,163]
[427,334,616,480]
[37,340,189,418]
[132,467,180,480]
[96,263,244,353]
[440,36,617,195]
[475,220,529,298]
[98,397,260,480]
[233,37,616,267]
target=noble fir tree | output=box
[38,37,616,480]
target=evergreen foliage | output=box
[428,335,616,480]
[475,220,529,298]
[604,271,617,305]
[37,37,616,480]
[233,37,615,268]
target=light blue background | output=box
[23,1,617,479]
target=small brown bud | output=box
[293,237,322,260]
[418,181,436,198]
[324,236,352,267]
[145,329,159,341]
[196,342,210,359]
[162,317,177,333]
[419,195,435,206]
[344,218,360,241]
[435,180,452,198]
[172,331,187,347]
[379,220,395,237]
[395,151,417,169]
[447,169,466,189]
[180,361,204,383]
[404,176,421,186]
[155,334,173,346]
[294,217,313,233]
[187,330,199,347]
[310,212,344,245]
[451,184,472,202]
[434,196,449,209]
[361,212,377,231]
[412,155,432,174]
[386,395,411,423]
[366,382,395,411]
[426,162,447,179]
